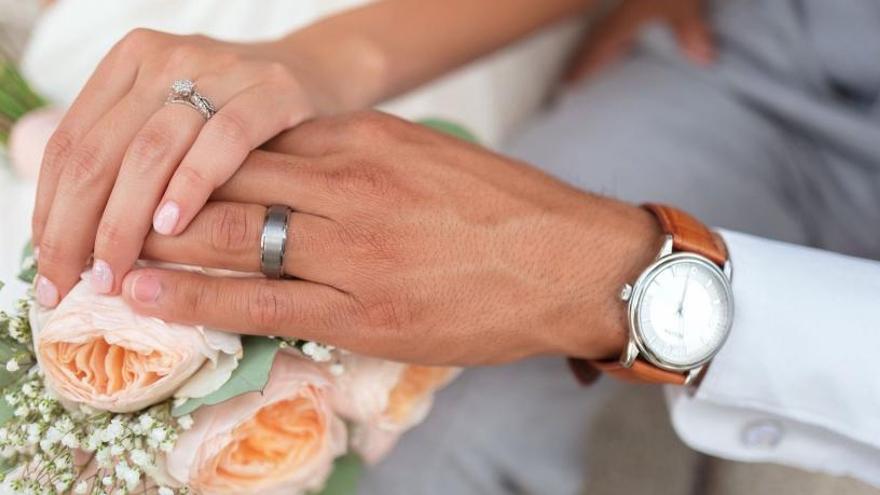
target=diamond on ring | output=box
[166,79,216,120]
[171,79,195,98]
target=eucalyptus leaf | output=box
[0,395,14,428]
[17,241,35,285]
[172,336,280,417]
[312,454,362,495]
[418,118,479,143]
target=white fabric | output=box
[21,0,579,147]
[667,230,880,486]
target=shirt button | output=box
[741,419,784,448]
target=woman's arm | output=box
[273,0,596,113]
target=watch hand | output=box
[677,272,691,316]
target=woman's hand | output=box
[120,111,661,366]
[32,29,327,307]
[564,0,713,83]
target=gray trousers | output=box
[359,1,880,493]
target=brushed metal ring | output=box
[260,205,291,279]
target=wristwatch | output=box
[569,204,734,386]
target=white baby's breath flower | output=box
[3,393,17,406]
[176,415,193,430]
[110,443,124,456]
[157,487,174,495]
[73,481,88,494]
[5,359,19,372]
[101,475,114,486]
[21,383,34,397]
[150,427,167,443]
[130,448,151,467]
[13,406,28,417]
[96,447,112,467]
[138,414,155,431]
[45,426,62,444]
[61,432,79,448]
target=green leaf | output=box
[0,342,28,391]
[312,454,362,495]
[418,118,479,144]
[172,336,280,417]
[17,241,36,285]
[0,395,13,428]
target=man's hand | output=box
[123,112,660,366]
[564,0,714,83]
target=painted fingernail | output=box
[91,259,113,294]
[153,201,180,235]
[130,274,161,304]
[35,275,59,307]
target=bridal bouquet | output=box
[0,256,458,495]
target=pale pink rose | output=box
[8,107,65,181]
[166,354,347,495]
[331,355,459,464]
[33,279,242,413]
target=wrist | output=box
[558,197,661,360]
[260,28,390,115]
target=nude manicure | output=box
[153,201,180,235]
[91,259,114,294]
[35,275,59,307]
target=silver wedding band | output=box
[261,205,291,279]
[166,79,217,120]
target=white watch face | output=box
[634,256,733,368]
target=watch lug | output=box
[621,340,639,368]
[657,235,674,259]
[685,366,704,386]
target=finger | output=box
[262,117,342,157]
[155,80,313,237]
[90,104,206,294]
[141,202,344,284]
[121,268,359,346]
[35,92,158,307]
[32,32,142,246]
[210,150,336,216]
[673,16,715,65]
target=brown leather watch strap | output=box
[568,204,726,387]
[643,203,727,267]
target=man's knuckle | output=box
[341,111,395,143]
[208,204,254,253]
[247,283,288,332]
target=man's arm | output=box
[666,231,880,486]
[272,0,595,113]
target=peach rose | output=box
[33,279,242,413]
[166,354,346,495]
[331,355,458,463]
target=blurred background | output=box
[0,1,877,494]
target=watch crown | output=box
[619,284,633,301]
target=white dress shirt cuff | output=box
[665,230,880,486]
